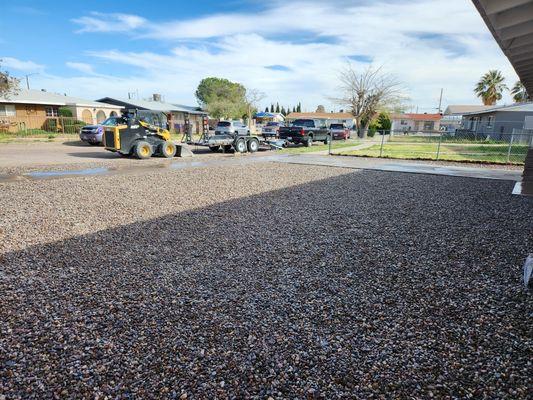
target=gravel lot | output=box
[0,162,532,399]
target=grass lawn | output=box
[339,142,528,164]
[280,139,360,154]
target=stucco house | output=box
[285,112,356,128]
[0,89,122,132]
[390,113,441,133]
[459,102,533,140]
[97,95,207,134]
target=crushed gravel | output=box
[0,162,532,399]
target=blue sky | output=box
[0,0,519,111]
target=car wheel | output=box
[323,135,331,145]
[209,145,220,152]
[223,145,233,152]
[305,136,313,147]
[160,141,176,158]
[134,141,153,159]
[88,142,100,146]
[247,138,259,153]
[235,138,247,153]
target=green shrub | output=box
[58,107,73,117]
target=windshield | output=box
[266,122,280,126]
[330,124,344,129]
[101,117,122,126]
[217,121,231,127]
[291,119,315,128]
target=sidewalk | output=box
[276,154,523,181]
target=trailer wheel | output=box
[248,138,259,153]
[160,141,177,158]
[134,141,153,159]
[235,138,247,153]
[209,145,220,152]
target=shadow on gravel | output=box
[67,151,120,159]
[1,171,532,398]
[62,140,93,147]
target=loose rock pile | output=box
[1,163,531,398]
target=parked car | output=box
[261,121,284,139]
[278,119,330,147]
[329,123,350,140]
[79,116,124,145]
[215,120,250,135]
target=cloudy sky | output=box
[0,0,519,112]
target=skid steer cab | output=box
[103,109,177,159]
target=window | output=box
[487,115,494,129]
[45,107,59,117]
[400,119,407,125]
[0,104,16,117]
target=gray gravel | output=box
[0,163,532,399]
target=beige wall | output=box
[72,106,122,124]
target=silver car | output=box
[214,120,250,136]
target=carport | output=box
[472,0,533,194]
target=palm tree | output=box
[511,81,529,103]
[474,70,508,105]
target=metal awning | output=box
[472,0,533,94]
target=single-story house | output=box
[459,102,533,140]
[285,112,356,128]
[96,95,207,134]
[390,113,442,133]
[0,89,122,132]
[254,112,285,124]
[441,105,492,132]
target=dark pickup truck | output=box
[278,119,330,147]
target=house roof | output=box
[286,112,354,119]
[391,113,442,121]
[461,102,533,116]
[97,97,207,114]
[444,105,493,115]
[0,89,120,108]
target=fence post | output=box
[379,130,385,157]
[506,133,514,164]
[436,132,443,160]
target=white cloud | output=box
[66,62,95,75]
[72,12,146,33]
[1,57,45,72]
[47,1,521,110]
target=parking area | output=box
[0,150,532,398]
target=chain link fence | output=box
[334,129,533,164]
[0,116,88,136]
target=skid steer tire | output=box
[160,141,177,158]
[134,141,153,159]
[209,145,220,152]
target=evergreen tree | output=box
[264,106,269,112]
[281,106,286,116]
[275,102,280,113]
[292,106,296,113]
[296,102,302,112]
[270,104,274,113]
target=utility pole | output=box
[437,88,443,113]
[23,73,39,90]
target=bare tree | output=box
[245,88,266,129]
[332,63,405,138]
[0,60,20,99]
